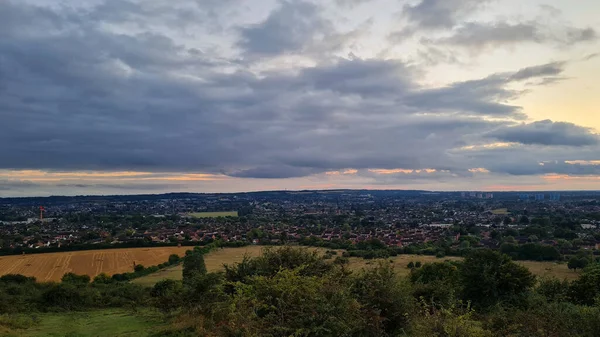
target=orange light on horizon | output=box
[369,168,436,175]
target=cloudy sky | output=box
[1,0,599,196]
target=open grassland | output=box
[518,260,579,280]
[350,255,579,280]
[491,208,511,215]
[347,255,462,277]
[133,245,264,286]
[0,245,579,285]
[133,246,581,286]
[133,246,333,286]
[187,211,238,218]
[0,247,190,282]
[0,309,164,337]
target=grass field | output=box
[133,245,266,286]
[0,309,165,337]
[0,247,190,282]
[187,211,238,218]
[133,246,581,286]
[491,208,511,215]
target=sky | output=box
[0,0,599,197]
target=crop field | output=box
[0,246,578,285]
[0,247,190,282]
[187,211,238,218]
[133,246,581,286]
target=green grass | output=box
[187,211,238,218]
[131,265,184,287]
[491,208,511,215]
[132,246,582,288]
[0,309,166,337]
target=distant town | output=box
[1,190,599,260]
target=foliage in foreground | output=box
[1,247,600,336]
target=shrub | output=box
[61,273,91,285]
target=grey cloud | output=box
[449,142,600,177]
[509,62,565,81]
[226,166,322,179]
[237,1,328,56]
[402,0,491,29]
[334,0,373,8]
[487,120,599,147]
[437,21,596,49]
[404,62,567,118]
[0,0,596,183]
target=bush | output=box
[61,273,90,285]
[183,252,207,283]
[92,273,113,284]
[461,249,535,309]
[333,256,349,265]
[152,279,184,314]
[351,262,416,334]
[168,254,181,265]
[0,274,36,284]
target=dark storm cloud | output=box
[0,0,598,183]
[487,120,599,146]
[237,1,328,55]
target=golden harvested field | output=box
[0,247,191,282]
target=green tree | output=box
[352,262,415,335]
[183,252,207,282]
[410,261,462,308]
[568,256,588,271]
[151,279,184,314]
[92,273,113,284]
[61,273,91,285]
[460,249,535,308]
[569,263,600,305]
[168,254,181,265]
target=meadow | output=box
[491,208,511,215]
[0,309,165,337]
[133,246,580,286]
[187,211,238,218]
[0,247,190,282]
